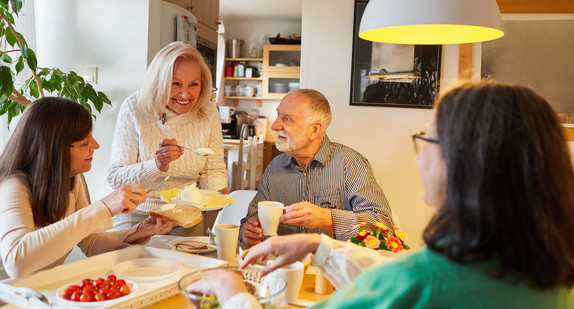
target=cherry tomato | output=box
[70,290,82,302]
[94,292,106,302]
[98,285,111,295]
[62,289,73,300]
[93,278,105,287]
[79,279,93,289]
[120,284,130,296]
[107,274,117,283]
[107,290,122,300]
[116,279,126,286]
[111,282,124,291]
[80,292,94,302]
[83,285,96,294]
[67,285,81,292]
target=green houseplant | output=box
[0,0,111,123]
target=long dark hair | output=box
[0,97,93,227]
[423,81,574,288]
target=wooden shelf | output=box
[223,96,282,107]
[224,77,262,81]
[224,58,263,62]
[223,96,279,100]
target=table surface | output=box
[146,235,334,308]
[146,268,331,309]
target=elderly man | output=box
[240,89,394,247]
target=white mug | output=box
[269,261,304,306]
[214,224,239,261]
[258,201,284,236]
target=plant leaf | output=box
[1,53,11,63]
[28,79,39,98]
[98,91,111,105]
[15,55,23,73]
[0,65,14,97]
[5,26,16,46]
[9,0,21,14]
[25,48,37,71]
[20,42,27,58]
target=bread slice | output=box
[173,240,209,253]
[149,204,203,228]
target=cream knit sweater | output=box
[107,93,227,212]
[0,173,140,279]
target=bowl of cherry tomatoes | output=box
[56,274,137,307]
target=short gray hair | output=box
[290,89,332,136]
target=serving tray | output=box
[0,245,227,308]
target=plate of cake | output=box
[161,184,234,211]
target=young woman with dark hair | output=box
[184,81,574,308]
[0,97,174,280]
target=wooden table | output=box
[147,267,333,308]
[144,235,334,308]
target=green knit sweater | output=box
[311,247,574,308]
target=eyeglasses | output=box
[411,130,440,154]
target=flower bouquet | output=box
[350,222,410,253]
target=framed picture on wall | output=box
[350,0,442,108]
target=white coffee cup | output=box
[214,224,239,261]
[269,261,304,306]
[258,201,284,236]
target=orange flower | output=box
[365,235,380,249]
[385,237,403,253]
[395,228,408,242]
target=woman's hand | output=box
[101,184,146,216]
[155,138,183,172]
[185,270,247,306]
[123,216,175,244]
[241,234,321,276]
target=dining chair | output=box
[213,190,258,228]
[231,125,265,191]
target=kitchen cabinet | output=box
[222,57,266,106]
[163,0,219,30]
[262,44,301,100]
[222,44,301,106]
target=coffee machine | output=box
[222,110,256,139]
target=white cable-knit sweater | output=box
[107,92,227,212]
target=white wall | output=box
[34,0,151,201]
[301,0,463,248]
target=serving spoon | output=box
[177,145,214,156]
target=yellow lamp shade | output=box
[359,0,504,45]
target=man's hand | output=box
[242,217,263,247]
[281,201,334,232]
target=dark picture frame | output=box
[350,0,442,108]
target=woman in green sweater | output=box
[187,81,574,308]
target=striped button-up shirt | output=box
[239,136,394,241]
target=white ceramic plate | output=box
[112,258,181,282]
[171,190,234,211]
[56,279,137,307]
[169,236,216,254]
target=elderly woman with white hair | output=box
[107,42,228,236]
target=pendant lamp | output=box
[359,0,504,45]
